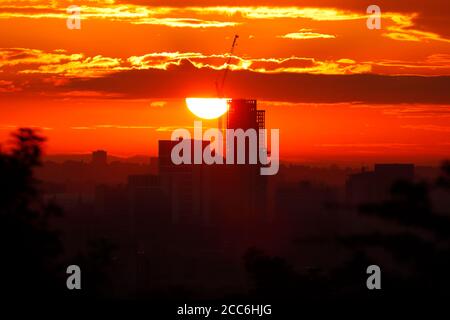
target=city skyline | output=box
[0,0,449,308]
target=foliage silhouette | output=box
[343,160,450,298]
[243,161,450,302]
[0,128,64,298]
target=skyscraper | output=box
[225,99,268,221]
[227,99,265,131]
[226,99,266,164]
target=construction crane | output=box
[215,34,239,98]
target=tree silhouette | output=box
[70,237,118,299]
[243,248,298,299]
[0,128,63,299]
[243,161,450,303]
[340,160,450,299]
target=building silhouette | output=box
[225,99,268,221]
[227,99,265,130]
[346,163,415,204]
[92,150,107,166]
[226,99,266,163]
[158,140,212,225]
[156,99,269,225]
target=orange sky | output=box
[0,0,449,164]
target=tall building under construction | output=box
[156,99,270,227]
[224,99,268,222]
[227,99,265,131]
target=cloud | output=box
[22,55,124,77]
[0,124,53,130]
[368,54,450,76]
[60,63,450,104]
[131,17,238,28]
[0,48,372,76]
[0,80,21,92]
[383,14,450,43]
[0,3,363,22]
[278,29,336,40]
[70,124,194,131]
[318,143,417,148]
[382,105,450,118]
[71,124,156,130]
[57,90,124,98]
[2,48,449,104]
[0,2,239,28]
[0,48,123,77]
[149,101,167,107]
[191,6,362,21]
[57,1,450,45]
[1,1,449,40]
[401,124,450,132]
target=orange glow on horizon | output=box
[0,1,449,164]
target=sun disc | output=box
[186,98,228,120]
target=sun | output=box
[186,98,229,119]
